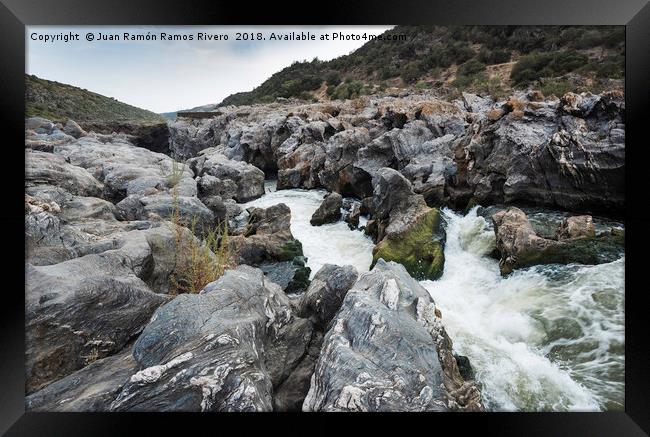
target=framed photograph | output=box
[2,0,648,434]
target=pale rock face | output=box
[168,91,623,215]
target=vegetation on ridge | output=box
[219,25,624,106]
[25,74,166,123]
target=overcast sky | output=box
[26,26,393,113]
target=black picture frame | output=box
[1,0,648,434]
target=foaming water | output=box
[244,186,624,411]
[421,207,625,411]
[243,183,375,277]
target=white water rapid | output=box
[245,184,625,411]
[244,182,375,278]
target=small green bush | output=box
[402,61,423,84]
[163,160,184,188]
[511,51,589,85]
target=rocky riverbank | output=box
[169,90,624,216]
[24,88,624,411]
[24,112,483,411]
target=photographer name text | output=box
[30,31,408,44]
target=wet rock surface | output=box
[370,168,446,280]
[492,207,624,275]
[310,192,343,226]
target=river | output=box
[244,182,625,411]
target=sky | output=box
[26,26,393,113]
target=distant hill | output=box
[219,25,624,106]
[25,74,166,123]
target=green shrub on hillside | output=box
[217,25,624,106]
[25,74,165,123]
[511,51,590,85]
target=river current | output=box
[244,182,625,411]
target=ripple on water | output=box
[421,207,624,411]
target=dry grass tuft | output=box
[167,190,233,295]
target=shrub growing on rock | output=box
[168,192,233,295]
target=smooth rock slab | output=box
[26,346,137,411]
[25,226,187,392]
[26,150,103,197]
[110,266,313,412]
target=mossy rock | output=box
[278,240,304,262]
[515,231,624,271]
[370,208,445,280]
[285,263,311,294]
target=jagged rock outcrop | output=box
[230,203,302,264]
[310,192,342,226]
[492,207,624,275]
[169,91,624,216]
[303,260,482,412]
[369,168,445,280]
[109,266,315,412]
[449,91,625,215]
[188,147,265,203]
[230,203,311,293]
[297,264,358,328]
[24,120,225,394]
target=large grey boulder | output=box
[25,225,194,393]
[303,260,482,412]
[139,193,215,233]
[229,203,304,265]
[54,135,196,201]
[277,142,326,190]
[369,168,446,281]
[25,192,128,265]
[26,150,103,197]
[188,148,265,202]
[109,266,314,412]
[318,128,372,198]
[297,264,358,328]
[449,91,625,214]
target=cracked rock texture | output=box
[302,260,482,412]
[109,266,315,412]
